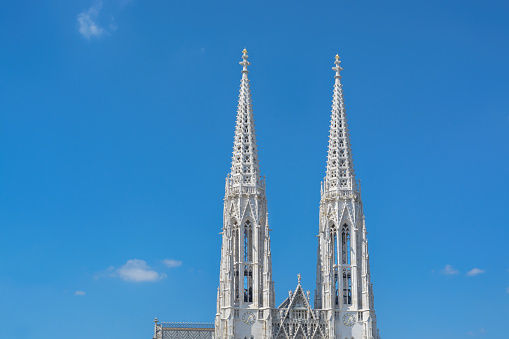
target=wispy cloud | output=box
[162,259,182,268]
[440,264,459,275]
[467,268,485,277]
[117,259,166,282]
[506,286,509,294]
[77,2,105,39]
[74,290,86,296]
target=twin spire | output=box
[324,54,357,192]
[229,50,356,192]
[229,49,261,188]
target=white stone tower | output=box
[314,55,380,339]
[215,50,275,339]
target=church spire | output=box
[229,49,261,187]
[324,54,357,192]
[217,50,274,339]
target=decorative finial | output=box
[332,54,343,78]
[240,49,250,74]
[297,273,301,285]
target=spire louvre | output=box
[228,50,261,189]
[324,54,357,193]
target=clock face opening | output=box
[242,312,256,325]
[343,313,356,326]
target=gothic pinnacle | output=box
[324,54,356,192]
[228,49,260,188]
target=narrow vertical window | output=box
[342,224,351,265]
[244,221,252,262]
[334,271,339,306]
[342,268,352,305]
[232,224,240,304]
[258,228,263,306]
[347,270,352,304]
[331,224,339,307]
[333,231,338,266]
[244,265,253,302]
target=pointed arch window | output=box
[244,221,252,262]
[342,224,351,265]
[331,224,339,307]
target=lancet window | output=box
[331,224,339,307]
[243,265,253,303]
[342,224,351,265]
[244,221,252,262]
[331,225,338,266]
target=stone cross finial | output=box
[240,49,250,74]
[297,273,301,284]
[332,54,343,78]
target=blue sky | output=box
[0,0,508,338]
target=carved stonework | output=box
[154,53,381,339]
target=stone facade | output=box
[153,51,381,339]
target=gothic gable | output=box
[272,279,327,339]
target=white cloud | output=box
[74,290,86,296]
[77,2,105,39]
[117,259,166,282]
[467,268,485,277]
[440,264,459,275]
[162,259,182,268]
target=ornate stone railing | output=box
[224,177,266,196]
[321,189,359,200]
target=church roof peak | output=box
[227,50,262,189]
[324,54,357,193]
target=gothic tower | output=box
[315,55,380,339]
[215,50,275,339]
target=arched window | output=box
[333,230,338,266]
[331,224,339,307]
[244,221,252,261]
[342,224,351,265]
